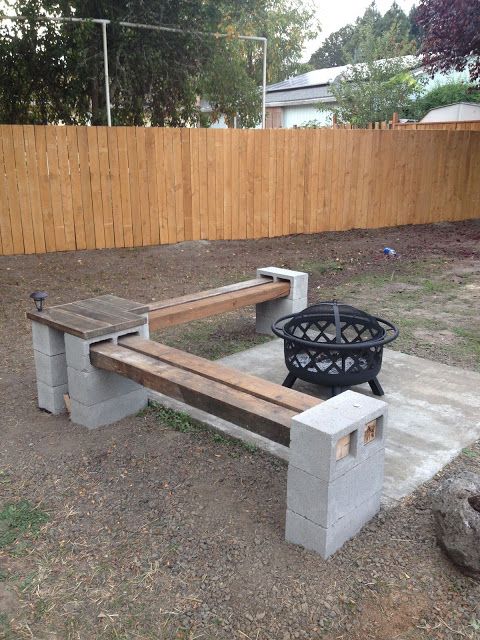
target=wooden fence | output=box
[394,120,480,130]
[0,125,479,255]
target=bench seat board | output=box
[90,341,294,445]
[118,335,320,414]
[148,280,290,330]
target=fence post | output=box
[392,112,399,129]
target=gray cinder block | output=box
[37,380,68,414]
[32,322,65,356]
[287,448,385,528]
[70,388,148,429]
[286,490,382,559]
[289,390,387,481]
[255,267,308,335]
[65,326,148,373]
[67,366,144,406]
[33,350,68,388]
[286,390,387,558]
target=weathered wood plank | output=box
[90,342,293,445]
[148,280,290,330]
[148,276,282,312]
[119,335,320,413]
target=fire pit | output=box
[272,301,399,397]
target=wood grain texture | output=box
[90,341,294,445]
[119,335,320,414]
[2,126,479,255]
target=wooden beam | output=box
[148,276,275,312]
[118,335,320,414]
[90,341,294,445]
[148,279,290,330]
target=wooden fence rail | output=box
[394,120,480,131]
[1,125,479,255]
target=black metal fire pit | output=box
[272,301,399,397]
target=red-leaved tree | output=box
[416,0,480,81]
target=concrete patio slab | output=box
[217,340,480,504]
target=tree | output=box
[309,1,415,69]
[416,0,480,82]
[309,25,354,68]
[404,80,480,120]
[0,0,318,125]
[318,25,422,126]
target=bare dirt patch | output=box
[1,220,480,639]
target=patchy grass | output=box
[0,500,48,549]
[145,403,258,456]
[153,312,272,360]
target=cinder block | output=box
[65,325,148,373]
[256,298,307,335]
[37,380,68,414]
[285,490,382,559]
[32,322,65,356]
[257,267,308,301]
[70,388,148,429]
[67,366,144,406]
[33,350,68,387]
[289,391,387,481]
[287,448,384,528]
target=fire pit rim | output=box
[271,311,399,350]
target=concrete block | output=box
[70,388,148,429]
[257,267,308,301]
[37,380,68,414]
[256,297,307,335]
[287,448,385,527]
[67,366,144,406]
[289,390,387,481]
[65,325,147,373]
[33,350,68,388]
[285,490,382,559]
[32,321,65,356]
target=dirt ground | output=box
[1,220,480,640]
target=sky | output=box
[303,0,418,61]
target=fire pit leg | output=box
[368,377,384,396]
[331,385,344,397]
[282,372,297,388]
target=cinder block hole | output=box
[364,419,377,444]
[336,433,353,461]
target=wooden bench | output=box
[147,276,290,330]
[90,335,319,446]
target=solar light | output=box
[30,291,48,312]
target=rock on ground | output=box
[432,471,480,577]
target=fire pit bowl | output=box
[272,301,399,397]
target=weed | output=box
[462,448,478,459]
[147,403,259,455]
[469,618,480,632]
[149,404,200,434]
[0,500,49,548]
[300,259,343,275]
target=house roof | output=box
[266,56,421,94]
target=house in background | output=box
[265,66,347,128]
[265,59,474,129]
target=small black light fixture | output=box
[30,290,48,312]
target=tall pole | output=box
[101,21,112,127]
[262,38,267,129]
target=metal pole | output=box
[101,21,112,127]
[1,14,267,129]
[262,38,267,129]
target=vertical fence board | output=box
[23,126,46,253]
[55,127,76,251]
[0,128,14,254]
[107,127,125,248]
[65,127,86,251]
[76,127,96,250]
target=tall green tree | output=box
[0,0,318,125]
[318,24,422,126]
[309,1,415,69]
